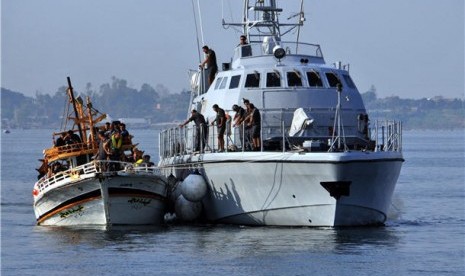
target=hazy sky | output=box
[1,0,464,99]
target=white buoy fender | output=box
[174,195,202,221]
[181,173,207,202]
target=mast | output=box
[87,97,96,148]
[66,77,84,141]
[224,0,303,43]
[329,83,348,152]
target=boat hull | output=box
[160,151,403,226]
[34,172,167,226]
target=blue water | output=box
[1,129,464,275]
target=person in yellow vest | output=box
[132,148,144,166]
[110,131,123,161]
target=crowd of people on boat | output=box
[37,121,156,179]
[231,98,261,151]
[179,98,261,153]
[209,99,261,152]
[93,121,154,171]
[54,130,82,147]
[192,36,260,152]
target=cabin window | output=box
[245,73,260,88]
[287,71,302,87]
[219,77,228,89]
[343,74,356,89]
[325,72,341,88]
[214,77,223,90]
[229,75,241,89]
[306,71,323,87]
[266,71,281,87]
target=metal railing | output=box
[34,160,162,195]
[159,116,403,158]
[233,41,323,61]
[372,120,403,152]
[159,114,402,158]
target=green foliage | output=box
[1,77,190,129]
[1,81,463,130]
[361,90,465,130]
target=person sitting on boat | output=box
[232,104,247,149]
[64,130,81,145]
[54,132,66,147]
[199,45,218,85]
[48,162,66,177]
[238,35,252,57]
[132,148,144,165]
[211,104,226,152]
[141,155,155,167]
[180,109,208,152]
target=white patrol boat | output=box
[158,0,403,226]
[33,78,168,226]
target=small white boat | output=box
[33,77,168,226]
[158,0,404,227]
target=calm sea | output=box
[1,129,464,275]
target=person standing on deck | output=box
[211,104,226,152]
[180,109,208,152]
[199,45,218,85]
[245,103,261,151]
[232,104,247,149]
[238,35,252,57]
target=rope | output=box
[191,0,202,63]
[197,0,205,46]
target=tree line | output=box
[361,86,464,130]
[1,77,191,129]
[1,80,464,130]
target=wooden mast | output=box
[66,77,84,141]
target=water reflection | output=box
[184,225,401,257]
[33,224,400,257]
[32,225,169,249]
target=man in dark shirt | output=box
[245,103,261,151]
[96,131,110,171]
[55,132,66,147]
[232,104,247,149]
[65,130,81,145]
[211,104,226,152]
[238,35,252,57]
[200,45,218,85]
[180,109,208,152]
